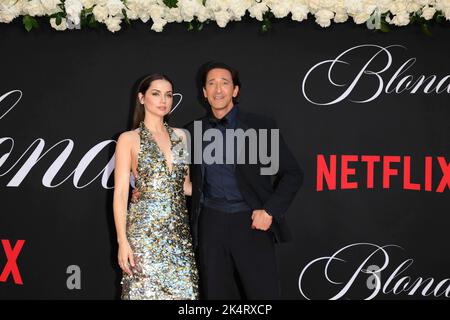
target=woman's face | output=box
[139,79,173,118]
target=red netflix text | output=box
[0,240,25,285]
[316,155,450,192]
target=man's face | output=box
[203,68,239,112]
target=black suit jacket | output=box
[184,108,303,248]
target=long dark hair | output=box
[132,73,174,129]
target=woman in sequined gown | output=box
[113,74,199,300]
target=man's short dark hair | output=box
[200,61,241,103]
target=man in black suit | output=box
[186,61,303,299]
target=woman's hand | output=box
[130,188,141,203]
[118,240,135,276]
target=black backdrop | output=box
[0,18,449,299]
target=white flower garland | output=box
[0,0,449,33]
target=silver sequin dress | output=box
[121,121,199,300]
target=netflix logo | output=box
[0,240,25,285]
[316,154,450,192]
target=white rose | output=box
[125,0,142,20]
[319,0,335,9]
[65,0,83,25]
[80,0,96,9]
[344,0,363,14]
[149,4,165,21]
[315,8,334,27]
[205,0,230,12]
[25,0,46,16]
[0,2,21,23]
[197,5,211,22]
[421,5,436,20]
[151,18,167,32]
[50,17,67,30]
[0,11,18,24]
[374,0,392,14]
[228,0,251,20]
[125,8,138,20]
[165,7,183,23]
[178,0,197,21]
[334,9,348,23]
[269,0,291,18]
[214,10,231,27]
[435,0,450,12]
[105,15,122,32]
[106,0,124,17]
[41,0,61,13]
[93,5,108,22]
[248,2,268,21]
[435,0,450,20]
[353,12,370,24]
[389,1,408,14]
[308,0,321,12]
[139,13,150,23]
[291,3,309,22]
[391,11,410,25]
[416,0,433,5]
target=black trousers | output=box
[198,206,280,300]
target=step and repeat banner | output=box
[0,19,449,299]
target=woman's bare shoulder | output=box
[117,130,140,145]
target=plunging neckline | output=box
[140,121,175,175]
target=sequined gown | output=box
[121,121,199,300]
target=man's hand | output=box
[131,188,141,203]
[251,209,273,231]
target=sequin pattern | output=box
[121,121,199,300]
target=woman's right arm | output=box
[113,132,135,275]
